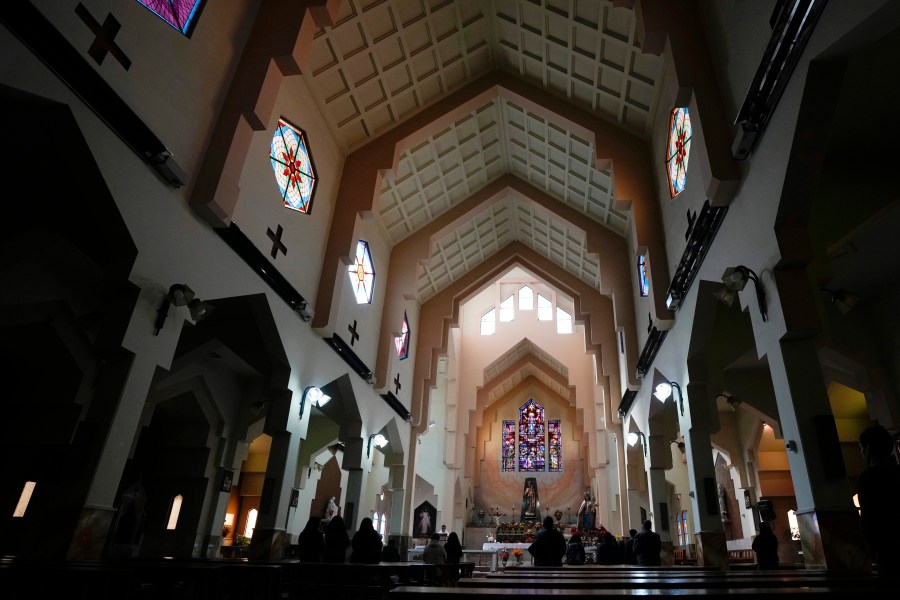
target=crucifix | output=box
[348,320,360,345]
[267,225,287,259]
[394,373,402,395]
[75,3,132,69]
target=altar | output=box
[482,542,534,565]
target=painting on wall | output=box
[413,500,436,538]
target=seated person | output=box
[565,533,586,565]
[528,517,566,566]
[596,532,621,565]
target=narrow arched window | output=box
[501,420,516,472]
[166,494,183,530]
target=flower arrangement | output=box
[499,549,510,564]
[511,548,524,558]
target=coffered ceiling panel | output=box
[303,0,663,302]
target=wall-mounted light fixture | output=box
[367,433,388,458]
[785,440,798,453]
[819,288,859,315]
[298,385,331,419]
[153,284,214,335]
[626,431,648,457]
[654,381,685,417]
[671,439,686,455]
[296,299,314,322]
[714,265,768,322]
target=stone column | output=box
[768,337,867,571]
[647,466,673,565]
[386,460,410,559]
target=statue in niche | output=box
[521,478,540,521]
[718,484,730,522]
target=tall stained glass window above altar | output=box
[501,420,516,472]
[518,400,546,472]
[270,118,318,214]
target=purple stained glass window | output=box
[270,118,318,214]
[548,420,562,472]
[501,420,516,472]
[136,0,204,36]
[518,400,546,472]
[395,312,410,360]
[638,255,649,297]
[666,107,692,197]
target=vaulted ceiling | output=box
[300,0,666,304]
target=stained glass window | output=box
[548,420,562,472]
[136,0,204,36]
[501,420,516,472]
[270,118,318,214]
[518,400,546,472]
[638,255,650,297]
[666,107,692,197]
[676,512,684,545]
[348,240,375,304]
[394,312,410,359]
[480,308,496,335]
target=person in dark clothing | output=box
[323,515,350,563]
[296,516,325,562]
[751,521,779,569]
[528,516,566,566]
[349,517,383,563]
[632,520,661,566]
[565,533,586,565]
[444,532,463,564]
[381,538,401,562]
[857,424,900,578]
[623,528,638,565]
[596,532,621,565]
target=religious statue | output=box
[523,480,537,516]
[576,491,596,532]
[718,484,730,522]
[325,496,338,522]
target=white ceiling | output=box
[301,0,665,303]
[483,338,571,403]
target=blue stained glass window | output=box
[638,255,650,297]
[501,420,516,472]
[395,312,410,360]
[348,240,375,304]
[270,118,318,214]
[548,420,562,472]
[136,0,204,36]
[666,107,692,197]
[518,400,546,472]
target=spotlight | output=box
[654,381,684,416]
[819,288,859,315]
[153,284,214,335]
[299,385,331,419]
[367,433,388,458]
[626,431,647,456]
[714,265,767,322]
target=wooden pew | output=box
[295,561,437,598]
